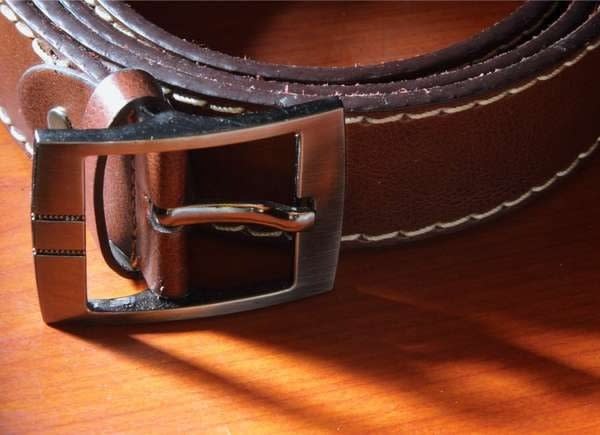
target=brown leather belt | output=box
[0,1,599,324]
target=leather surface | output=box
[0,1,599,299]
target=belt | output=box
[0,1,599,324]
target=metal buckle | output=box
[31,99,345,324]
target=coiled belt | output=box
[0,1,598,323]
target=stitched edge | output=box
[84,0,600,242]
[0,0,138,267]
[86,0,249,116]
[7,0,597,124]
[0,0,101,71]
[86,0,600,124]
[345,39,600,125]
[0,105,33,156]
[211,223,287,239]
[164,86,248,114]
[31,38,71,68]
[0,1,73,156]
[342,136,600,243]
[468,3,561,65]
[1,1,598,243]
[205,136,599,243]
[163,87,206,107]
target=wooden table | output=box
[1,126,600,434]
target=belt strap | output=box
[1,1,599,320]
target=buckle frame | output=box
[31,99,345,324]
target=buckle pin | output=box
[151,201,315,232]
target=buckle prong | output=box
[151,201,316,232]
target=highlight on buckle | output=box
[31,99,345,324]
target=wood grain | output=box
[2,123,600,434]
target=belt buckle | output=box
[31,99,345,324]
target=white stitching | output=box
[7,0,597,124]
[95,0,598,123]
[247,228,284,238]
[212,224,245,233]
[208,137,599,241]
[15,20,34,39]
[208,104,245,114]
[0,4,16,22]
[93,4,113,23]
[164,86,248,113]
[0,2,54,65]
[9,125,26,143]
[347,40,600,125]
[111,21,136,39]
[0,106,11,125]
[342,137,600,243]
[471,205,502,221]
[0,2,36,154]
[168,90,207,107]
[211,223,285,239]
[84,0,599,124]
[2,0,599,242]
[86,0,249,115]
[31,38,71,68]
[0,0,36,42]
[468,3,560,65]
[205,137,600,243]
[0,105,33,156]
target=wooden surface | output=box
[1,124,600,434]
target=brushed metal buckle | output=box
[31,99,345,324]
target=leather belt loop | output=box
[134,142,190,299]
[81,69,165,129]
[81,70,174,284]
[81,69,193,299]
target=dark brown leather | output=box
[1,1,599,299]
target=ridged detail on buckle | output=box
[32,214,85,222]
[33,248,85,256]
